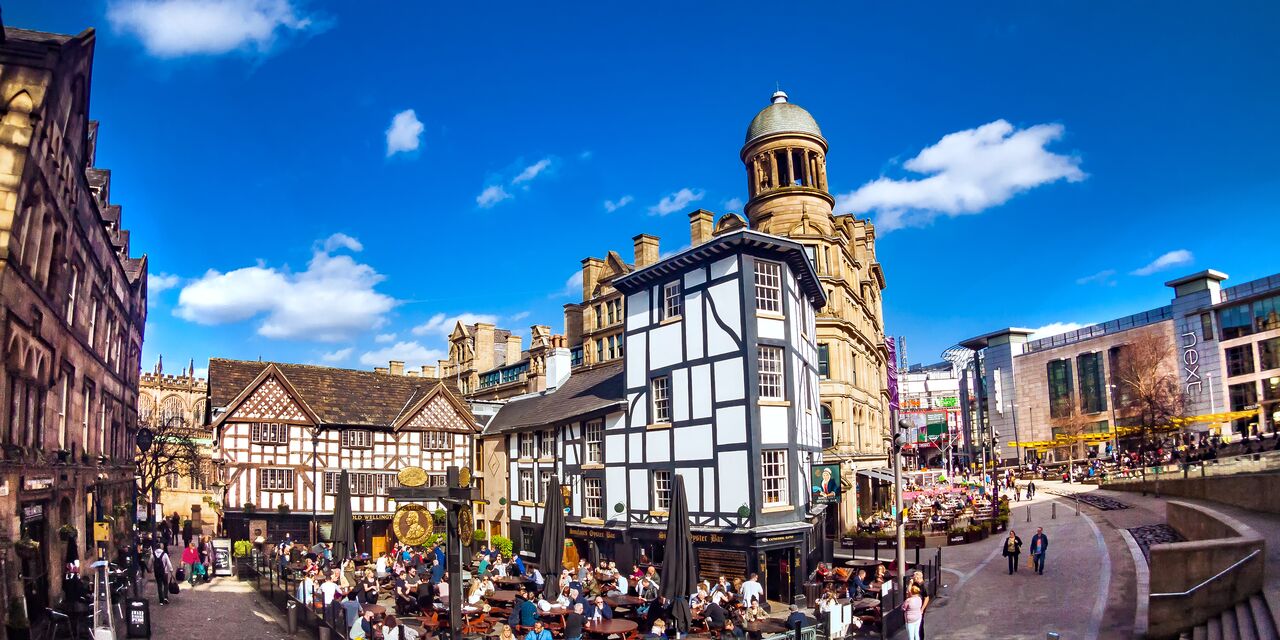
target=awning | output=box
[857,468,895,483]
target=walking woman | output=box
[181,541,200,586]
[152,544,175,606]
[901,584,924,640]
[1002,530,1023,575]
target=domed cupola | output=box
[741,91,834,233]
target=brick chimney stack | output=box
[689,209,715,246]
[633,234,660,268]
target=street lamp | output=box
[1008,401,1022,467]
[892,419,911,595]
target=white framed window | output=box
[323,471,338,495]
[758,346,785,400]
[651,376,671,423]
[761,450,788,506]
[662,281,682,319]
[652,470,671,512]
[539,429,555,458]
[584,477,602,519]
[539,469,553,502]
[87,297,99,347]
[324,472,398,496]
[66,265,78,320]
[584,420,603,464]
[428,473,447,488]
[519,469,534,502]
[754,260,782,313]
[250,422,290,445]
[57,373,69,449]
[423,431,451,450]
[341,430,373,449]
[518,432,535,459]
[260,468,294,492]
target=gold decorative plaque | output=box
[397,466,427,488]
[457,466,472,489]
[457,506,475,546]
[392,504,434,546]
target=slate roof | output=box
[484,362,625,434]
[208,358,466,428]
[745,91,824,146]
[3,28,74,45]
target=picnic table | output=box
[743,619,789,634]
[486,590,517,605]
[604,595,646,608]
[851,597,881,611]
[494,576,530,589]
[361,603,387,617]
[584,618,638,636]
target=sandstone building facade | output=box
[138,358,215,532]
[0,25,146,622]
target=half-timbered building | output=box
[208,359,479,554]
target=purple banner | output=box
[886,337,899,413]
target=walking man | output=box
[1001,530,1023,575]
[1030,527,1049,575]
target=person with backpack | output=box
[152,544,175,605]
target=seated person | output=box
[584,595,613,621]
[701,600,728,631]
[509,589,538,628]
[849,569,871,599]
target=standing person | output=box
[901,585,924,640]
[563,602,585,640]
[181,541,200,586]
[1027,480,1036,499]
[739,572,764,607]
[1030,527,1049,575]
[910,570,930,639]
[152,544,174,606]
[1002,530,1023,575]
[169,513,181,545]
[181,519,194,547]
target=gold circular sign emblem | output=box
[457,467,472,489]
[397,466,428,488]
[457,507,475,546]
[392,504,435,546]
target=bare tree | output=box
[136,415,202,528]
[1112,331,1186,450]
[1051,404,1094,478]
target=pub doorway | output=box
[763,547,794,603]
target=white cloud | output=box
[1030,322,1091,340]
[1131,250,1194,276]
[1075,269,1117,286]
[320,347,353,363]
[476,185,512,208]
[385,109,424,156]
[603,195,634,213]
[553,270,583,299]
[509,311,531,322]
[512,158,552,185]
[149,273,181,294]
[358,341,445,369]
[723,197,744,211]
[174,233,395,342]
[107,0,313,58]
[836,120,1086,232]
[648,188,705,216]
[659,244,690,260]
[411,312,500,338]
[322,232,362,253]
[374,333,396,343]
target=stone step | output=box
[1208,616,1223,640]
[1193,625,1208,640]
[1234,601,1257,640]
[1251,594,1279,640]
[1222,607,1239,640]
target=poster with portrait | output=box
[810,463,841,504]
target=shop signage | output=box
[1182,331,1203,394]
[94,521,111,543]
[22,503,43,523]
[566,526,622,542]
[23,476,54,491]
[810,463,841,504]
[936,396,958,408]
[213,538,233,576]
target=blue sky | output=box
[14,1,1280,374]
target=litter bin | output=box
[286,600,299,635]
[125,598,151,638]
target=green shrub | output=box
[492,535,513,558]
[233,540,254,557]
[472,529,488,541]
[432,508,447,525]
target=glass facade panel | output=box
[1077,352,1105,414]
[1263,375,1280,401]
[1260,338,1280,372]
[1225,345,1256,378]
[1047,359,1074,419]
[1254,295,1280,332]
[1220,303,1253,339]
[817,343,830,379]
[1229,382,1259,436]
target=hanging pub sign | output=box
[810,463,841,504]
[22,503,43,523]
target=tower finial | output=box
[771,88,788,104]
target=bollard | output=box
[1026,506,1031,522]
[286,600,298,636]
[1075,496,1080,516]
[1051,502,1057,519]
[317,625,331,640]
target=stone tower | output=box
[738,90,890,523]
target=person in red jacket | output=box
[181,542,200,586]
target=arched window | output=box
[138,395,156,425]
[160,395,186,426]
[820,404,834,449]
[192,399,207,426]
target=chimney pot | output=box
[389,360,405,376]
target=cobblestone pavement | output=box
[1126,523,1185,560]
[144,574,290,639]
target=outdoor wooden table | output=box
[743,619,789,634]
[486,590,517,605]
[851,597,881,611]
[494,576,529,589]
[584,618,638,636]
[361,603,387,617]
[604,594,646,608]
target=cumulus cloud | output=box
[553,271,584,299]
[1130,250,1194,276]
[411,312,500,338]
[476,185,512,208]
[174,233,395,341]
[1030,322,1091,340]
[320,347,353,363]
[107,0,314,58]
[359,341,445,369]
[509,311,531,322]
[1075,269,1117,286]
[836,120,1085,232]
[723,197,744,211]
[149,273,181,294]
[649,188,705,216]
[374,333,396,343]
[604,195,634,213]
[512,158,552,185]
[385,109,424,156]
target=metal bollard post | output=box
[1051,502,1057,519]
[286,600,298,636]
[1027,506,1032,522]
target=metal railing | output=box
[1149,549,1261,598]
[1105,449,1280,485]
[763,627,824,640]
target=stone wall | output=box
[1106,472,1280,515]
[1146,501,1265,639]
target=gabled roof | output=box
[208,358,468,429]
[483,362,624,434]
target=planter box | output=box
[947,534,966,545]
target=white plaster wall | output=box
[674,423,713,461]
[672,367,690,422]
[685,290,705,360]
[715,405,746,444]
[713,357,744,400]
[759,405,789,443]
[691,364,712,419]
[718,450,749,512]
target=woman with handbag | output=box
[181,542,200,586]
[152,544,175,605]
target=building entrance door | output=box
[764,547,794,603]
[371,534,387,558]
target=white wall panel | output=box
[628,432,644,461]
[674,424,712,461]
[672,368,689,422]
[627,291,650,326]
[685,290,705,360]
[715,405,747,445]
[758,316,785,340]
[649,322,683,370]
[605,412,626,431]
[683,266,706,289]
[605,434,626,464]
[710,256,738,279]
[626,334,648,387]
[760,405,789,444]
[702,468,717,513]
[690,364,712,419]
[718,450,748,513]
[628,392,648,427]
[645,430,670,462]
[606,465,627,519]
[713,357,744,401]
[676,467,701,511]
[629,469,650,511]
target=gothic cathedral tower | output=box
[741,91,890,523]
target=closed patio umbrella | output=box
[539,474,565,599]
[331,469,356,564]
[660,475,695,635]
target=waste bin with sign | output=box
[125,599,150,638]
